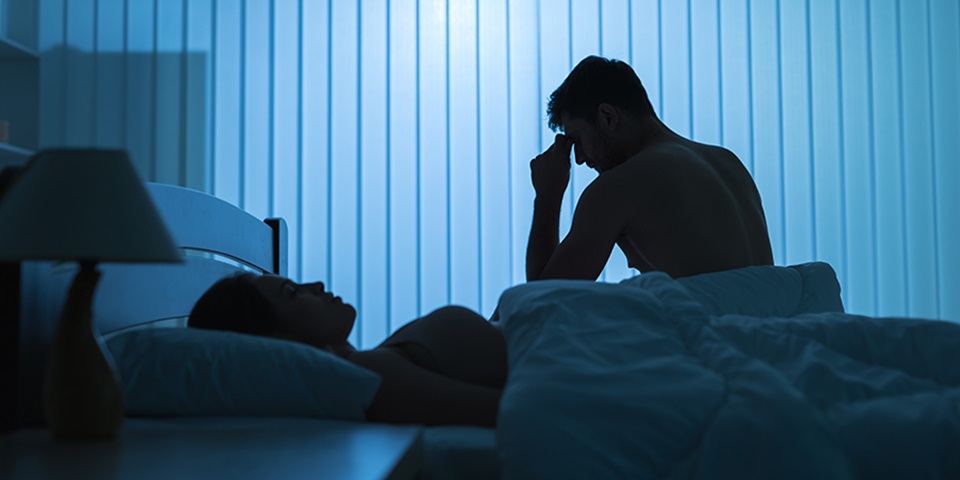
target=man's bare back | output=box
[608,139,773,277]
[526,55,773,281]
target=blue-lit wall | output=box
[37,0,960,347]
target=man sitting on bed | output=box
[526,56,774,281]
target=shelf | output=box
[0,0,38,171]
[0,35,38,59]
[0,34,39,156]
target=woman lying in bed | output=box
[188,273,506,427]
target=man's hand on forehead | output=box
[530,134,574,204]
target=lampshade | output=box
[0,148,182,263]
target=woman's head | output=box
[188,273,356,349]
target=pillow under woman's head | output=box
[105,328,380,420]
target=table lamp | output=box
[0,149,182,441]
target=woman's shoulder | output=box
[380,306,492,347]
[375,305,506,388]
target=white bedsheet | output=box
[495,266,960,479]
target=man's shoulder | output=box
[633,139,731,163]
[582,161,655,207]
[609,146,681,186]
[628,140,739,179]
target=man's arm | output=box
[526,134,573,281]
[533,181,624,281]
[526,195,564,281]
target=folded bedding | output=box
[495,264,960,479]
[653,261,844,317]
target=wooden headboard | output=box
[2,183,288,431]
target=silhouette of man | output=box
[526,56,774,281]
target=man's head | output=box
[547,56,656,133]
[546,56,656,172]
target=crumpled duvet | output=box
[495,265,960,479]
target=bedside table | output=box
[0,417,423,480]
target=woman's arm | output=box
[348,348,501,427]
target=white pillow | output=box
[105,328,381,420]
[621,262,845,317]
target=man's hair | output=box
[188,273,279,336]
[547,55,656,132]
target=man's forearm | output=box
[525,196,563,281]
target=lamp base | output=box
[44,262,124,441]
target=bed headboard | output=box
[1,182,288,431]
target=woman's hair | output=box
[188,273,280,336]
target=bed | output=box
[3,181,959,479]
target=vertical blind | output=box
[38,0,960,347]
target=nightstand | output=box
[0,417,423,480]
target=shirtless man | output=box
[527,56,773,281]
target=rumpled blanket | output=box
[495,264,960,479]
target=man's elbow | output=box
[536,263,599,282]
[525,268,543,283]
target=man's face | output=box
[560,114,624,173]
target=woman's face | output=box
[250,275,356,348]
